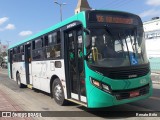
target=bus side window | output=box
[20,45,24,61]
[44,35,49,47]
[13,47,17,62]
[32,39,43,60]
[46,31,61,59]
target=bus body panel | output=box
[12,62,27,85]
[102,74,151,90]
[31,60,67,96]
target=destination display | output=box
[96,15,134,24]
[88,12,139,25]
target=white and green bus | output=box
[8,10,152,108]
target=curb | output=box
[152,81,160,84]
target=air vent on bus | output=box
[108,66,150,79]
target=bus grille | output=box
[108,67,150,79]
[112,84,149,100]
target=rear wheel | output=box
[52,78,67,106]
[16,73,24,88]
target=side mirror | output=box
[83,28,91,49]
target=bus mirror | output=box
[83,28,91,49]
[85,35,91,49]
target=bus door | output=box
[65,27,86,103]
[24,44,32,85]
[9,50,13,79]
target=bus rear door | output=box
[25,43,32,87]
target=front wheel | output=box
[52,78,67,106]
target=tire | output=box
[16,73,24,88]
[52,78,67,106]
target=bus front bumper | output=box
[87,81,152,108]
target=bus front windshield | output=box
[88,26,148,67]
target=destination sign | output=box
[96,15,134,24]
[88,11,139,25]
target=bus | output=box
[8,10,152,108]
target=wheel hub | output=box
[54,84,62,100]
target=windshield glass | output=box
[88,26,148,67]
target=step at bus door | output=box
[25,44,32,85]
[65,27,87,103]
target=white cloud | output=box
[0,17,9,25]
[5,24,15,30]
[139,9,160,18]
[147,0,160,6]
[19,31,33,36]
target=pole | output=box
[60,4,62,21]
[54,1,66,22]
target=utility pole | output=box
[54,0,67,21]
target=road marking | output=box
[150,96,160,101]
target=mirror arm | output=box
[83,28,90,35]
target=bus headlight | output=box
[91,79,101,88]
[102,84,110,93]
[90,77,111,93]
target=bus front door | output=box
[25,44,32,86]
[65,27,86,103]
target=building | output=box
[75,0,91,14]
[143,17,160,72]
[0,43,8,54]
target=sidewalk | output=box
[0,89,32,120]
[151,72,160,84]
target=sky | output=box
[0,0,160,46]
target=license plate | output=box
[130,91,139,97]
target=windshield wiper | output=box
[123,34,132,66]
[129,35,136,58]
[118,33,124,52]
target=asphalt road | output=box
[0,68,160,120]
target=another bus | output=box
[8,10,152,108]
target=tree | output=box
[1,52,7,57]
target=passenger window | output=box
[32,38,44,60]
[20,45,24,53]
[44,35,49,46]
[48,32,57,46]
[35,39,42,49]
[45,31,61,59]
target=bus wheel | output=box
[52,78,66,106]
[16,73,24,88]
